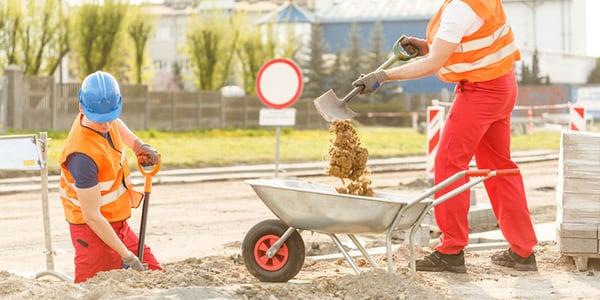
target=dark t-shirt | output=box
[66,132,114,189]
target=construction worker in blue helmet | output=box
[58,71,162,283]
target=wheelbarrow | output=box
[242,168,520,282]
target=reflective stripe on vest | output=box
[60,184,128,207]
[440,41,516,75]
[455,23,511,53]
[61,173,116,191]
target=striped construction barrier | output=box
[426,105,445,179]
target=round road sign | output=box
[256,58,303,109]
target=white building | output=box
[144,0,279,91]
[504,0,596,83]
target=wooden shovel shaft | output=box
[137,191,151,261]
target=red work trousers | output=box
[69,220,162,283]
[434,71,538,258]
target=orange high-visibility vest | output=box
[59,114,143,224]
[426,0,521,82]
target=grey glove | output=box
[400,36,429,57]
[122,252,145,271]
[352,70,388,95]
[133,139,159,167]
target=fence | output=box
[3,68,328,131]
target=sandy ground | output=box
[1,160,599,299]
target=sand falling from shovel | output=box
[327,120,374,197]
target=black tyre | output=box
[242,219,305,282]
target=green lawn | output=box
[34,127,563,174]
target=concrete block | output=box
[558,192,600,223]
[563,178,600,195]
[557,235,598,254]
[561,131,600,162]
[558,222,599,239]
[561,161,600,179]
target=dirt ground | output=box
[1,160,599,299]
[1,244,598,299]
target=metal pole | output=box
[275,126,280,177]
[39,132,54,271]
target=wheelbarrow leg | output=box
[266,227,296,258]
[328,234,360,275]
[408,225,419,278]
[347,234,380,269]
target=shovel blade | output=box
[313,89,357,122]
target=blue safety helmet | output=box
[79,71,122,123]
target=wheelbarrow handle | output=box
[465,169,490,177]
[494,168,520,176]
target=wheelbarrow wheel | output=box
[242,219,305,282]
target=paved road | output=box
[0,160,558,277]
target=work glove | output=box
[133,139,159,167]
[352,70,388,95]
[122,252,145,271]
[400,36,429,57]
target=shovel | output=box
[136,154,161,262]
[314,36,417,122]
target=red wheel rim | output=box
[253,234,289,271]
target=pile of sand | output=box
[0,255,249,299]
[327,120,374,196]
[236,269,439,299]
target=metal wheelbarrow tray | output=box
[242,169,520,282]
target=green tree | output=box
[71,0,129,79]
[520,49,549,85]
[20,0,70,76]
[587,57,600,84]
[531,48,541,83]
[329,52,347,94]
[303,23,328,98]
[520,61,531,84]
[45,6,69,76]
[369,22,385,101]
[346,23,365,86]
[370,22,384,71]
[127,11,153,84]
[171,61,184,91]
[186,11,239,91]
[236,24,276,95]
[0,0,22,66]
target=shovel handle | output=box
[137,154,161,193]
[342,52,408,104]
[341,37,416,105]
[136,155,161,262]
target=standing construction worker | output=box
[59,71,162,283]
[352,0,538,272]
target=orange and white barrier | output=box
[426,105,445,179]
[569,105,586,131]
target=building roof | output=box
[256,3,315,24]
[198,0,278,13]
[316,0,443,23]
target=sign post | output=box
[256,58,303,177]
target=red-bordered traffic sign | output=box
[256,58,303,109]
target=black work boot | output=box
[414,250,467,273]
[491,249,537,271]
